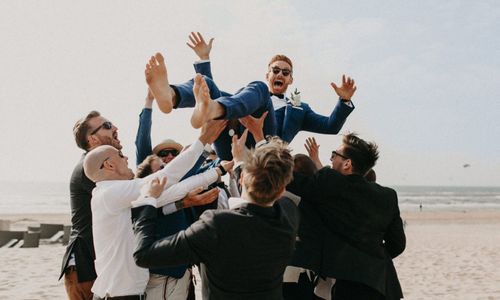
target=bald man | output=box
[83,131,230,299]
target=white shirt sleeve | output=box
[217,187,229,209]
[144,139,204,189]
[158,169,219,214]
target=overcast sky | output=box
[0,0,498,186]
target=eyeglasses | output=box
[90,121,113,135]
[157,148,179,157]
[100,151,124,169]
[331,150,350,160]
[271,67,292,77]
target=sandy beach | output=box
[1,209,500,299]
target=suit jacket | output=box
[59,154,97,282]
[194,61,354,144]
[132,200,299,300]
[287,168,405,298]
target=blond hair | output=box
[243,138,294,204]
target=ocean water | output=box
[0,181,499,214]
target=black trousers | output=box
[332,279,385,300]
[282,272,317,300]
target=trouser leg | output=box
[64,268,94,300]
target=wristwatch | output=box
[217,165,227,176]
[175,199,184,210]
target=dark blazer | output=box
[59,154,97,282]
[133,201,299,300]
[194,61,354,144]
[287,168,405,299]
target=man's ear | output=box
[265,71,270,81]
[343,159,352,172]
[87,135,98,149]
[102,159,115,171]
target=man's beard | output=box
[101,136,122,150]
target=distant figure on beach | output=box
[132,132,299,299]
[187,31,356,144]
[82,124,229,299]
[288,133,406,300]
[420,201,423,212]
[59,111,122,300]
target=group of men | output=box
[59,32,405,300]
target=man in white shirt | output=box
[83,127,230,299]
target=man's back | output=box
[133,200,299,300]
[288,167,405,297]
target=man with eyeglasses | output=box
[287,133,406,300]
[187,32,356,144]
[59,111,122,300]
[82,122,230,300]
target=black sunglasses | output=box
[331,150,350,160]
[157,149,179,157]
[271,67,292,77]
[90,121,113,135]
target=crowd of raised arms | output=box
[60,32,405,300]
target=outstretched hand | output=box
[182,186,219,208]
[187,32,214,60]
[304,137,323,170]
[231,129,249,163]
[146,177,167,199]
[238,111,268,143]
[331,75,357,101]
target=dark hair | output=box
[243,137,294,204]
[135,155,160,178]
[73,111,101,151]
[364,169,377,182]
[268,54,293,71]
[342,133,379,175]
[293,154,317,176]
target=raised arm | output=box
[304,137,323,170]
[135,89,155,165]
[188,32,215,79]
[145,119,226,186]
[187,31,213,61]
[301,74,357,134]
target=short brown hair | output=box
[73,110,100,151]
[268,54,293,71]
[135,154,160,178]
[293,154,317,176]
[342,133,379,175]
[243,137,294,204]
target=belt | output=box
[96,295,146,300]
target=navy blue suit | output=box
[173,75,276,160]
[194,61,354,144]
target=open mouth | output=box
[273,80,284,88]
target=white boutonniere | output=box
[289,88,301,107]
